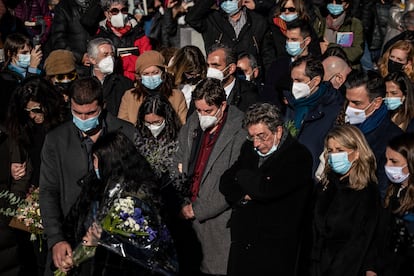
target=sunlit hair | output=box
[136,94,182,142]
[321,125,377,190]
[384,133,414,214]
[274,0,309,21]
[384,71,414,131]
[6,76,67,147]
[167,45,207,87]
[3,32,31,69]
[378,40,414,81]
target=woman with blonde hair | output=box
[384,71,414,132]
[311,125,381,276]
[378,40,414,81]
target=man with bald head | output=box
[322,56,352,92]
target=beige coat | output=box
[118,88,187,125]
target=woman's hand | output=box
[180,203,195,220]
[82,223,102,247]
[366,271,377,276]
[29,45,42,68]
[11,162,26,180]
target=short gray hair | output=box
[100,0,128,11]
[87,38,115,59]
[242,103,284,132]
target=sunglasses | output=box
[25,106,43,114]
[54,71,77,82]
[281,7,296,12]
[109,7,128,15]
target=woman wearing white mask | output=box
[382,133,414,275]
[136,94,181,141]
[95,0,152,81]
[220,103,314,275]
[384,71,414,132]
[118,50,187,125]
[311,125,380,276]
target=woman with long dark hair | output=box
[382,133,414,275]
[136,94,182,142]
[384,71,414,132]
[6,76,67,186]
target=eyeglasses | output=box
[281,7,296,12]
[54,71,77,82]
[24,106,43,114]
[246,133,269,143]
[144,120,164,127]
[109,7,128,15]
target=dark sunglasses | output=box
[109,7,129,15]
[281,7,296,12]
[25,106,43,114]
[54,71,77,82]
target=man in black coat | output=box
[206,43,258,112]
[86,38,134,117]
[344,70,403,199]
[186,0,271,67]
[39,77,136,275]
[220,103,313,275]
[50,0,104,76]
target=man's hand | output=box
[243,0,256,10]
[52,241,72,271]
[82,53,90,67]
[11,162,26,181]
[82,223,102,246]
[181,203,195,220]
[29,45,42,68]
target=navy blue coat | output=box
[285,83,344,176]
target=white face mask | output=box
[292,81,311,99]
[385,165,410,184]
[197,106,221,131]
[98,56,114,74]
[345,102,373,125]
[145,120,166,138]
[111,12,127,28]
[207,67,224,81]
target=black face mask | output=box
[183,74,202,85]
[388,59,405,73]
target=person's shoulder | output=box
[44,120,75,141]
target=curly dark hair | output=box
[6,76,67,147]
[136,94,182,142]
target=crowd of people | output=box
[1,0,414,276]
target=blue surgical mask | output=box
[220,0,240,15]
[286,41,304,57]
[141,74,163,90]
[279,13,298,22]
[95,168,101,180]
[16,54,31,68]
[384,97,403,111]
[327,3,344,16]
[328,151,352,175]
[72,111,101,132]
